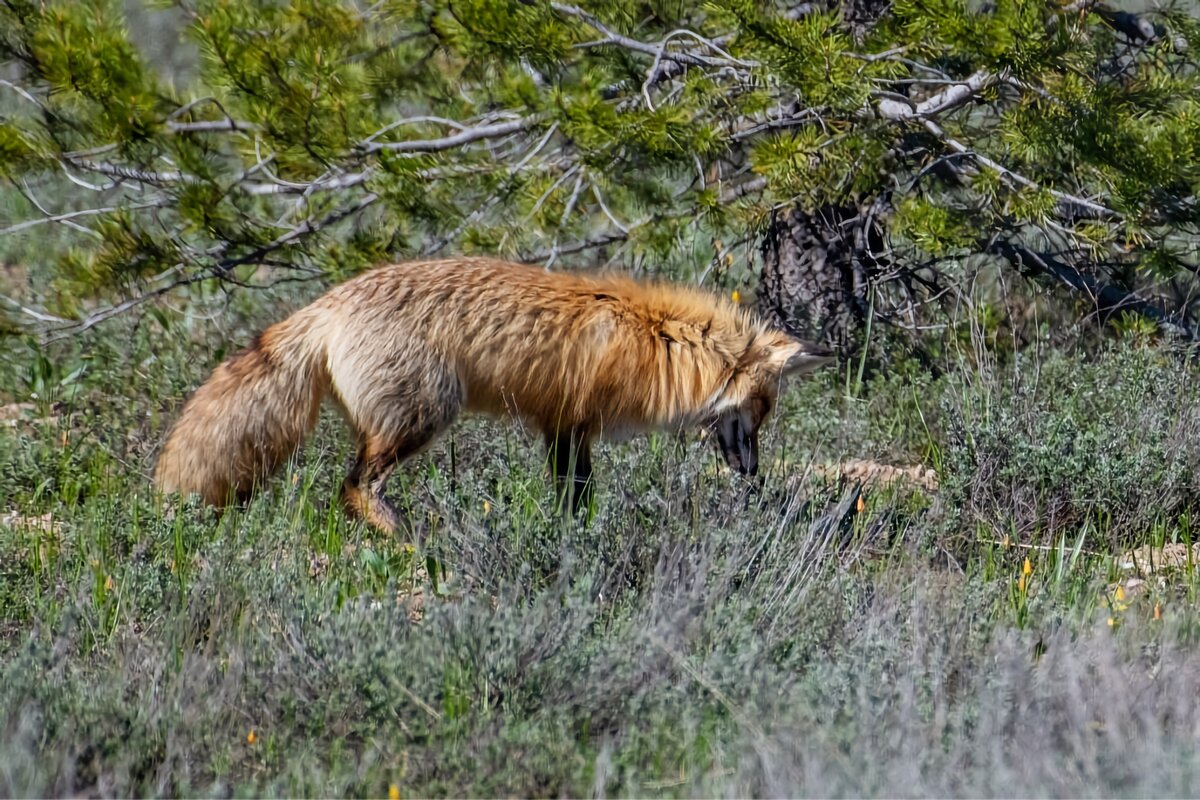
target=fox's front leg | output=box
[545,429,594,516]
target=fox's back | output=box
[313,258,751,433]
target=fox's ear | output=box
[758,331,836,377]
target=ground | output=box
[2,282,1200,797]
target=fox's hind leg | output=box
[337,365,463,536]
[546,428,594,516]
[342,439,405,535]
[341,417,458,535]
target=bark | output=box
[756,196,888,350]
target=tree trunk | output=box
[756,198,887,350]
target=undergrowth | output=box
[1,292,1199,797]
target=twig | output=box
[552,4,735,68]
[216,192,380,273]
[731,108,820,141]
[65,158,195,186]
[422,123,561,255]
[16,179,102,237]
[360,115,547,154]
[982,539,1105,557]
[641,28,757,109]
[0,201,163,237]
[591,183,629,233]
[360,115,470,145]
[647,632,768,743]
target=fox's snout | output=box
[711,336,835,477]
[715,412,759,477]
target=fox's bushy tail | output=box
[154,310,329,506]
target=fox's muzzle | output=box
[716,413,759,476]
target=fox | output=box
[154,257,834,533]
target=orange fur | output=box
[154,257,833,531]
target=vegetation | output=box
[5,300,1200,797]
[3,0,1200,797]
[3,0,1200,342]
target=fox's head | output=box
[709,330,834,476]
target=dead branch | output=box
[359,115,548,154]
[989,240,1196,339]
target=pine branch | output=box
[922,118,1120,221]
[873,71,1121,222]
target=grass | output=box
[2,283,1200,797]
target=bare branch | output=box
[720,175,767,203]
[43,279,196,340]
[874,69,996,120]
[65,158,197,186]
[0,201,164,237]
[165,119,259,134]
[360,115,547,154]
[523,232,627,262]
[0,79,46,110]
[0,294,71,327]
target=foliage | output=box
[1,0,1199,339]
[936,340,1200,549]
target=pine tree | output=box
[1,0,1198,347]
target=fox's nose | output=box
[739,449,758,476]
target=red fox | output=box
[154,257,833,532]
